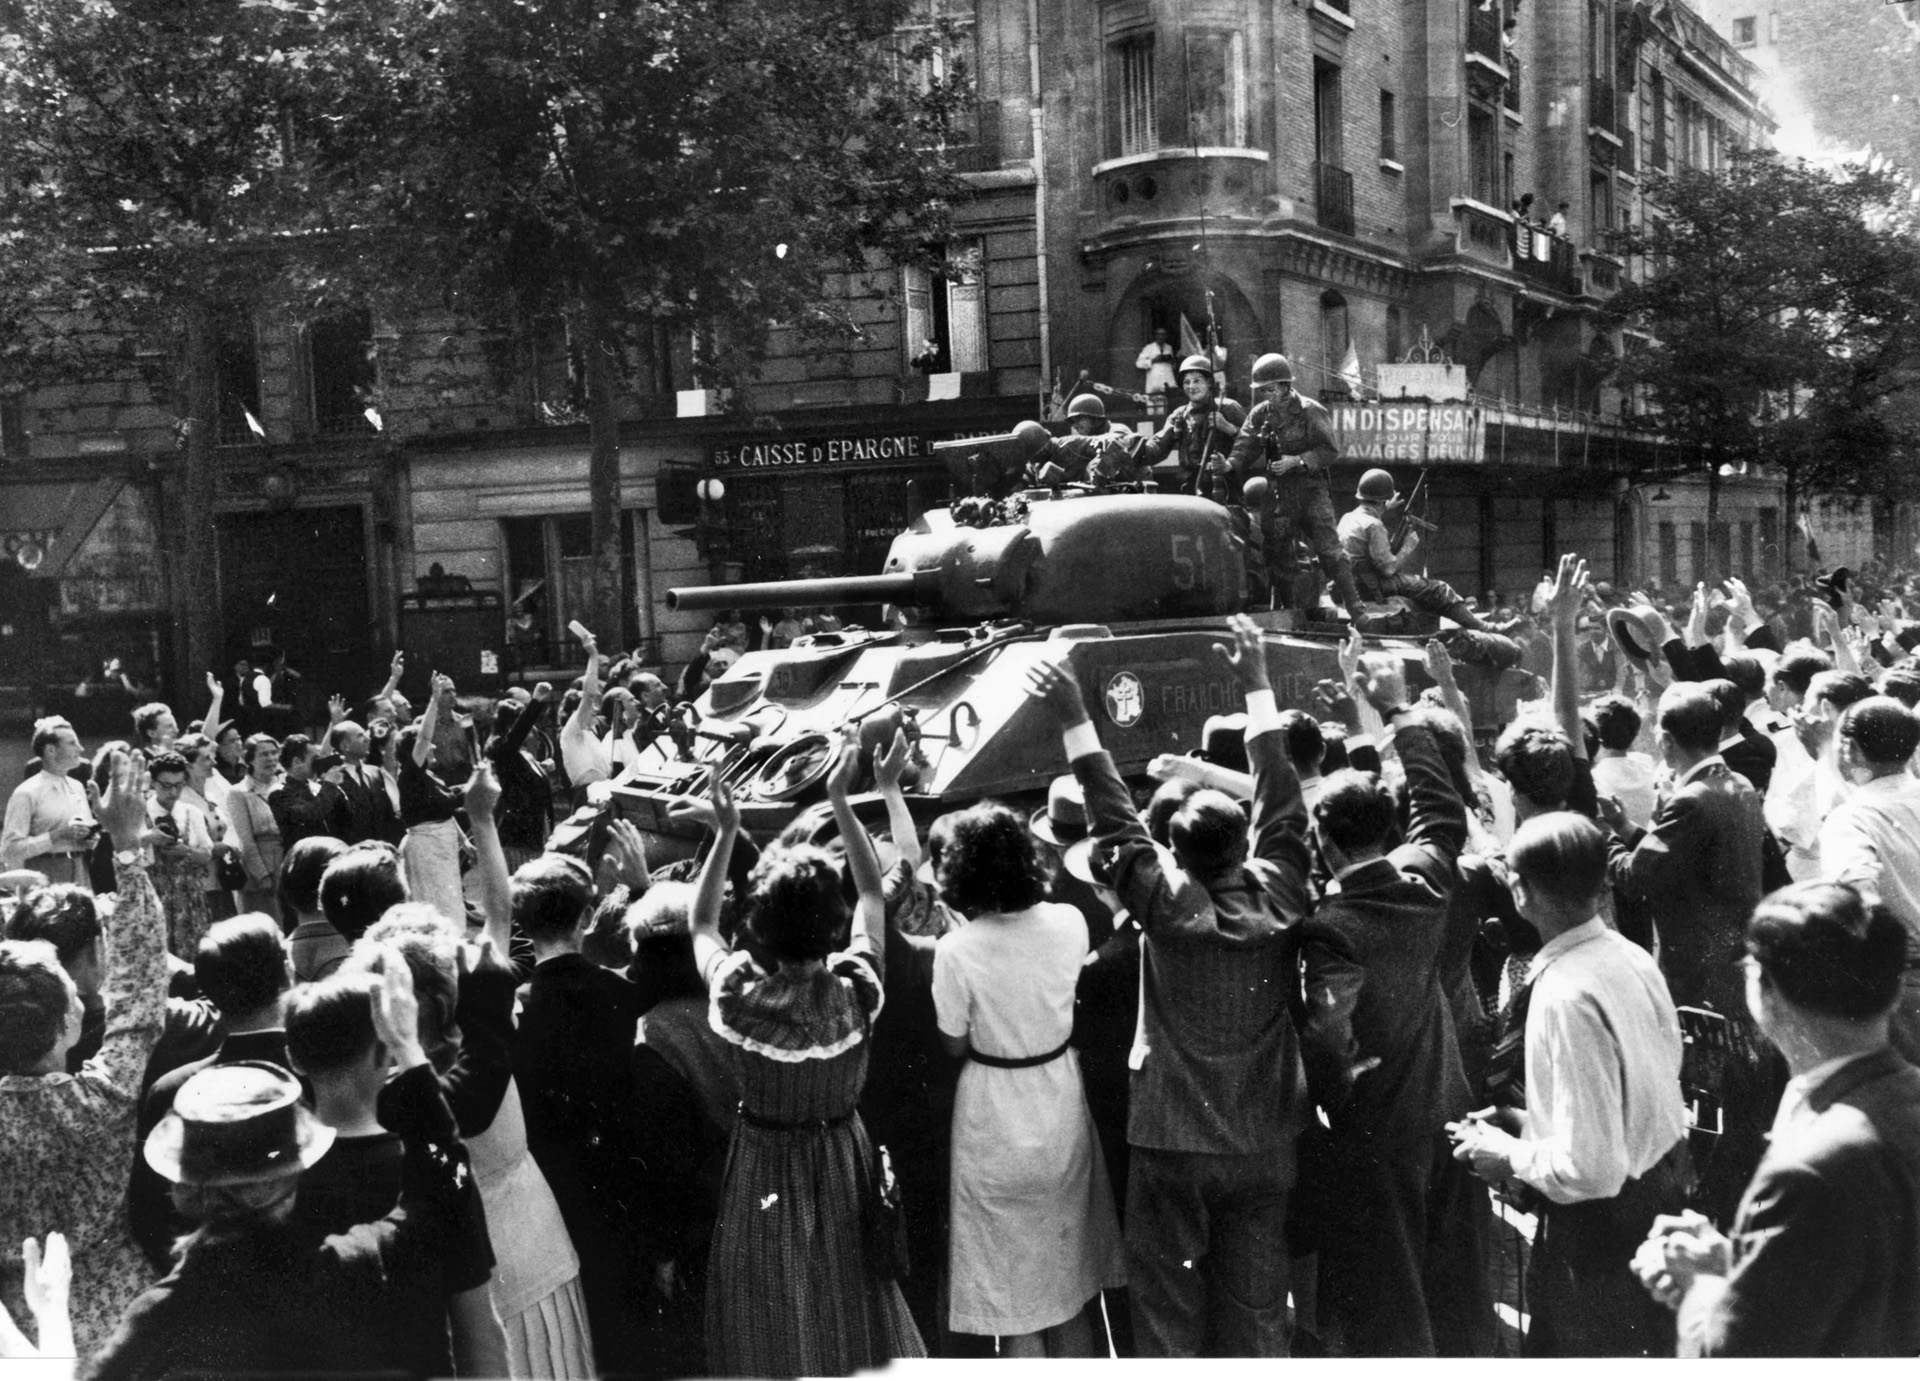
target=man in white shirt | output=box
[1,717,96,888]
[1819,696,1920,1062]
[560,634,612,799]
[1451,811,1689,1356]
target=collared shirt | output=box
[1767,726,1845,879]
[1,767,95,884]
[1676,754,1728,789]
[1337,505,1398,578]
[1592,751,1659,831]
[1507,918,1688,1205]
[1769,1050,1881,1140]
[560,715,610,787]
[1820,773,1920,954]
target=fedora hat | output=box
[1029,774,1088,848]
[144,1062,335,1187]
[1198,713,1249,774]
[1062,835,1120,887]
[1606,606,1666,671]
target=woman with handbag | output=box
[690,742,925,1376]
[226,733,284,921]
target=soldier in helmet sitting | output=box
[1227,353,1367,621]
[1339,468,1491,631]
[1137,354,1247,498]
[1022,391,1148,490]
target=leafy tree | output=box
[0,0,388,689]
[1608,150,1920,567]
[360,0,975,638]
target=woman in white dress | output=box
[931,801,1125,1356]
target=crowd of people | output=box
[3,545,1920,1376]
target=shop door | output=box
[217,506,374,721]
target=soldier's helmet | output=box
[1250,353,1294,388]
[1356,468,1399,502]
[1066,392,1107,420]
[1177,354,1214,380]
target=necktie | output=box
[1483,960,1536,1111]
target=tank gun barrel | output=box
[665,569,941,613]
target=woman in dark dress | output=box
[398,674,469,926]
[485,687,554,874]
[690,745,925,1375]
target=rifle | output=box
[1390,468,1436,550]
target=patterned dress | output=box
[704,932,926,1376]
[0,857,166,1358]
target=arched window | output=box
[1320,290,1350,397]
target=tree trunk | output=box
[583,298,625,646]
[1783,460,1802,580]
[173,301,222,700]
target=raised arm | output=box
[690,774,739,984]
[88,748,167,1093]
[1547,553,1589,760]
[378,649,405,706]
[1214,614,1311,883]
[826,732,886,978]
[1425,639,1484,778]
[202,671,225,740]
[462,760,512,956]
[871,730,921,875]
[414,673,447,768]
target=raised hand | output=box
[827,727,863,800]
[22,1232,69,1330]
[1209,613,1271,692]
[1424,637,1456,689]
[328,693,349,724]
[369,950,426,1069]
[1022,657,1090,727]
[1312,677,1360,733]
[1355,652,1409,715]
[1547,553,1589,627]
[390,649,406,678]
[708,769,741,836]
[96,747,147,850]
[532,680,553,703]
[604,817,651,891]
[874,729,911,792]
[1337,624,1364,687]
[205,670,221,697]
[463,757,502,820]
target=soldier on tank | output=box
[1226,353,1367,620]
[1137,354,1248,497]
[1022,392,1148,489]
[1338,468,1491,631]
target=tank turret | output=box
[668,493,1246,628]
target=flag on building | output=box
[1338,340,1364,396]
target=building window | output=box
[302,309,377,437]
[1588,0,1614,78]
[1589,171,1613,246]
[502,511,645,665]
[1503,151,1515,211]
[1313,58,1344,167]
[893,0,979,155]
[1468,104,1499,206]
[0,393,25,460]
[1320,290,1351,397]
[1659,521,1679,587]
[1115,34,1157,156]
[1386,306,1404,366]
[528,317,588,424]
[1186,31,1247,147]
[903,240,987,376]
[1731,15,1756,46]
[215,317,263,445]
[1379,89,1397,161]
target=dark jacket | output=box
[1226,391,1341,483]
[1073,707,1314,1155]
[335,761,402,846]
[1606,760,1766,1010]
[86,1064,492,1381]
[1298,723,1473,1148]
[1138,397,1248,489]
[486,705,553,851]
[1680,1048,1920,1356]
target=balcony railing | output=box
[1582,251,1625,300]
[1314,161,1355,236]
[1453,200,1512,269]
[1590,75,1617,135]
[1512,222,1582,295]
[1468,5,1503,63]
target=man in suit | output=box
[1602,682,1767,1013]
[509,853,645,1373]
[1024,614,1313,1357]
[1602,680,1772,1220]
[327,719,401,846]
[1704,678,1776,796]
[1635,881,1920,1355]
[1297,652,1483,1356]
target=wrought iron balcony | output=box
[1513,222,1581,295]
[1314,161,1355,237]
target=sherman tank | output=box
[610,482,1532,854]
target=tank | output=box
[612,490,1532,854]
